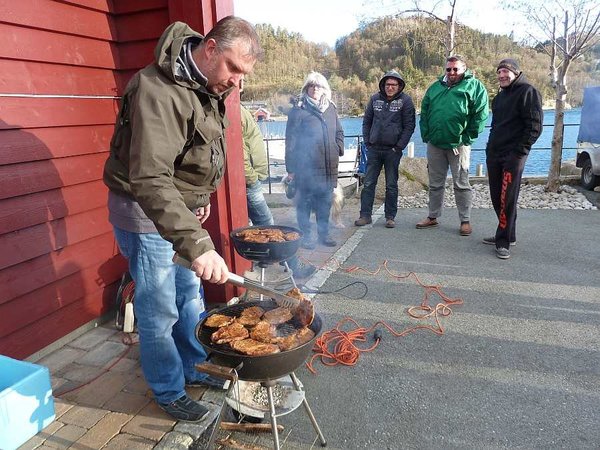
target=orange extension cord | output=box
[305,259,463,374]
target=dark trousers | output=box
[296,182,333,238]
[487,152,527,248]
[359,148,402,219]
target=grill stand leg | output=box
[282,261,298,289]
[290,372,327,447]
[264,382,281,450]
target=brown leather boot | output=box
[416,217,438,229]
[354,216,372,226]
[459,222,472,236]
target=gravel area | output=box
[398,183,597,210]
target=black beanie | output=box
[497,58,520,75]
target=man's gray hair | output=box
[205,16,263,61]
[446,54,467,66]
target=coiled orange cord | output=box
[305,259,463,374]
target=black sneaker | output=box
[159,395,210,422]
[483,236,516,246]
[301,237,316,250]
[186,375,226,390]
[495,247,510,259]
[318,236,337,247]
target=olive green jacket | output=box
[103,21,232,263]
[241,106,268,185]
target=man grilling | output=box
[103,17,262,422]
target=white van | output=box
[576,86,600,190]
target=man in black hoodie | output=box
[355,71,416,228]
[484,58,543,259]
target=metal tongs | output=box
[227,273,314,326]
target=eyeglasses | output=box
[308,84,323,89]
[446,67,461,73]
[385,83,399,87]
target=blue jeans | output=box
[360,148,402,219]
[246,180,274,226]
[113,226,208,404]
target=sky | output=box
[233,0,520,47]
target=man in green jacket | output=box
[241,104,273,226]
[103,17,261,422]
[416,55,489,236]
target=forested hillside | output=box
[242,16,600,116]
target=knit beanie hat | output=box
[497,58,520,75]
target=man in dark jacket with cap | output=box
[484,58,543,259]
[355,71,416,228]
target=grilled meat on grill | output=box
[285,287,314,327]
[204,313,235,328]
[236,305,265,327]
[231,339,280,356]
[249,320,277,343]
[236,228,298,243]
[263,307,293,325]
[210,322,249,344]
[273,327,316,351]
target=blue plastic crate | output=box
[0,355,55,450]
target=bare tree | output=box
[397,0,458,56]
[360,0,459,57]
[515,0,600,191]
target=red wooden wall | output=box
[0,0,247,359]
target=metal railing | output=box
[261,122,580,193]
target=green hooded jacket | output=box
[419,70,489,150]
[103,21,231,263]
[241,105,268,185]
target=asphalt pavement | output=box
[269,206,600,449]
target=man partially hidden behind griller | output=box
[103,17,261,422]
[484,58,543,259]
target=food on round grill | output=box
[204,313,235,328]
[237,306,265,327]
[285,287,314,327]
[231,339,280,356]
[249,320,277,343]
[263,307,293,325]
[210,322,249,344]
[236,228,300,243]
[272,327,316,351]
[286,287,304,300]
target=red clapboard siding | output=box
[114,8,170,42]
[0,233,121,305]
[56,0,111,13]
[0,282,119,360]
[117,40,158,70]
[0,23,117,68]
[0,60,118,96]
[0,256,127,338]
[0,0,115,40]
[0,152,108,200]
[115,70,139,94]
[0,207,112,270]
[0,180,109,235]
[112,0,167,15]
[0,125,114,165]
[0,97,118,130]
